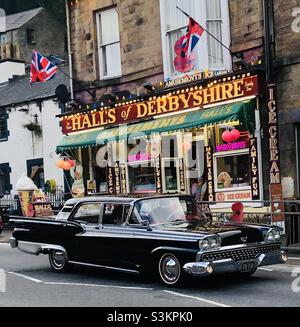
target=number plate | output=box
[241,261,256,272]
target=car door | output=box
[97,203,136,270]
[68,202,103,263]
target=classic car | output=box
[9,195,288,286]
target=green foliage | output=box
[1,0,66,24]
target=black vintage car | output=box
[9,195,287,286]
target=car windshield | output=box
[134,197,206,226]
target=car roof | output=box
[64,194,193,207]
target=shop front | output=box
[56,72,264,207]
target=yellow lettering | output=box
[168,96,180,111]
[137,103,148,118]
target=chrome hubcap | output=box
[160,255,180,283]
[52,251,65,268]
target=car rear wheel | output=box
[49,250,70,273]
[158,253,183,287]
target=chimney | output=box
[0,59,26,84]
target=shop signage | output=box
[32,202,53,217]
[114,161,121,195]
[164,70,229,88]
[216,190,252,202]
[155,156,162,194]
[128,153,151,162]
[61,76,259,134]
[216,141,247,152]
[249,138,260,200]
[107,145,115,195]
[87,180,97,195]
[267,84,281,185]
[269,184,285,222]
[179,158,186,192]
[204,146,215,202]
[120,164,127,194]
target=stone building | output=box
[0,7,66,64]
[229,0,300,200]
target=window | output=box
[128,164,156,194]
[73,203,101,225]
[97,8,122,79]
[102,204,129,225]
[214,151,250,191]
[0,111,8,141]
[27,28,35,45]
[27,159,44,190]
[206,0,223,68]
[160,0,231,78]
[0,163,12,195]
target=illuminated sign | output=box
[216,141,247,152]
[61,76,259,134]
[216,190,252,202]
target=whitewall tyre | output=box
[158,253,182,287]
[49,250,69,273]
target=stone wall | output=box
[69,0,164,102]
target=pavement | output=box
[0,238,300,307]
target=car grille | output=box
[201,244,281,262]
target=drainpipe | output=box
[263,0,275,83]
[65,0,74,100]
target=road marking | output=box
[42,281,153,291]
[288,257,300,260]
[163,290,231,308]
[258,267,273,272]
[8,272,43,284]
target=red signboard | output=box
[61,75,260,134]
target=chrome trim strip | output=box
[12,240,68,257]
[68,261,139,275]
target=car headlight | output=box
[265,228,282,243]
[199,239,210,249]
[199,236,221,250]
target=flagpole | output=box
[176,6,233,56]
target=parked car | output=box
[9,195,287,286]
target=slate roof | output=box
[0,66,70,108]
[5,7,43,32]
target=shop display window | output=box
[128,163,156,194]
[162,159,179,192]
[214,151,250,190]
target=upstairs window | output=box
[0,111,8,141]
[160,0,231,79]
[96,8,122,79]
[27,28,35,45]
[206,0,223,68]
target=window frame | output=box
[159,0,231,80]
[213,149,251,193]
[0,110,9,142]
[101,203,131,226]
[96,7,122,80]
[0,163,12,195]
[71,202,102,226]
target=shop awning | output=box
[56,100,255,153]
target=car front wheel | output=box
[158,253,183,287]
[49,250,70,273]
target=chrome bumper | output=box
[9,237,68,257]
[183,250,288,277]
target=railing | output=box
[198,199,300,250]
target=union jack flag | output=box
[174,18,205,59]
[30,50,58,84]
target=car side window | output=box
[73,203,101,225]
[102,204,130,225]
[129,209,140,225]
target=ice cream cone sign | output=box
[15,173,38,217]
